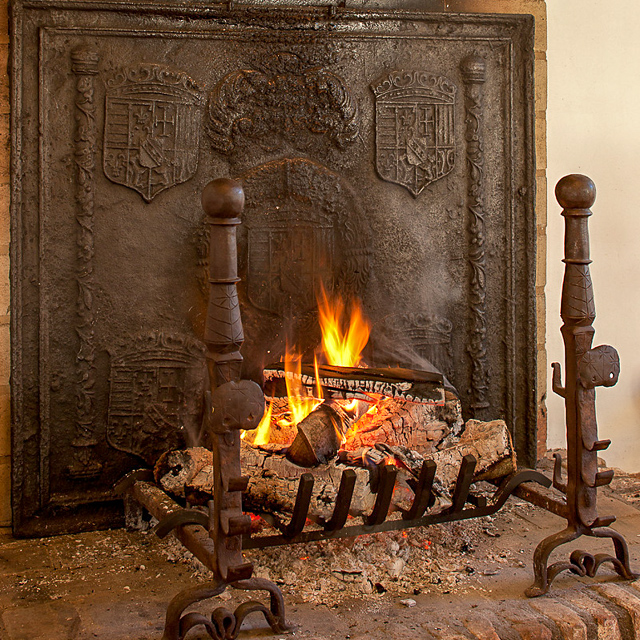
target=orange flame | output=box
[317,286,370,368]
[251,400,273,446]
[250,289,372,445]
[283,351,323,427]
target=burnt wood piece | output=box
[263,363,444,404]
[286,400,355,467]
[155,417,517,526]
[240,463,550,550]
[341,392,463,454]
[374,418,516,488]
[240,444,379,520]
[525,175,637,597]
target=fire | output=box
[282,351,323,427]
[248,288,373,445]
[277,289,371,430]
[251,400,273,446]
[317,286,370,368]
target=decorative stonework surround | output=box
[8,0,541,535]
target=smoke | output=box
[368,328,457,394]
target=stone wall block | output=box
[529,599,588,640]
[0,386,9,457]
[593,585,640,636]
[536,173,547,227]
[536,54,548,112]
[564,591,622,640]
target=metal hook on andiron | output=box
[525,174,637,597]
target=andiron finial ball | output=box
[201,178,245,218]
[555,174,596,210]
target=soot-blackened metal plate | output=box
[10,0,535,535]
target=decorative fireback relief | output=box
[10,1,535,535]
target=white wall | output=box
[546,0,640,471]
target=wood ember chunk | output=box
[154,447,213,497]
[342,391,463,455]
[153,416,514,522]
[286,400,355,467]
[241,443,377,518]
[378,418,516,492]
[156,443,379,519]
[264,362,444,404]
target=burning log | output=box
[379,418,516,490]
[241,444,378,519]
[154,443,380,519]
[263,363,445,404]
[154,447,213,498]
[341,391,463,455]
[154,418,515,525]
[285,400,356,467]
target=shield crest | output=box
[107,332,206,464]
[104,65,204,202]
[247,215,334,317]
[371,71,456,196]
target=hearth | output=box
[116,177,550,640]
[116,174,636,640]
[9,2,638,636]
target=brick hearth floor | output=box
[1,463,639,640]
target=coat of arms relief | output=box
[103,65,204,202]
[371,71,457,197]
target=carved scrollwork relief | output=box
[461,55,489,412]
[68,47,102,480]
[207,52,359,157]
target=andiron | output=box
[525,174,638,596]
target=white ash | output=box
[157,517,494,604]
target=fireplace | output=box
[10,0,536,537]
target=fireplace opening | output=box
[11,0,536,541]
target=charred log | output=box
[378,419,516,489]
[342,391,463,454]
[286,400,356,467]
[264,363,444,404]
[154,418,515,524]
